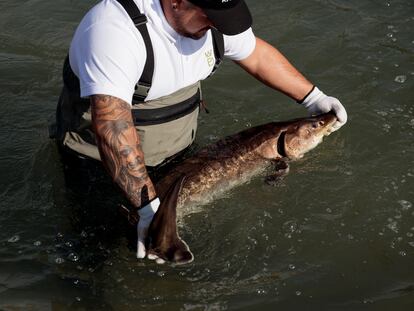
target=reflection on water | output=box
[0,0,413,310]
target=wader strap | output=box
[63,56,82,96]
[116,0,154,102]
[209,28,224,77]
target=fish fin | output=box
[148,175,194,265]
[265,159,290,186]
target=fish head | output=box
[282,113,337,160]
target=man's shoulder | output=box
[79,0,134,30]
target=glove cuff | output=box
[297,85,315,104]
[299,86,327,108]
[138,197,160,218]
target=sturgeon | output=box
[128,113,338,264]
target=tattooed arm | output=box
[90,94,156,208]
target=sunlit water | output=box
[0,0,413,310]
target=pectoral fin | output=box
[147,175,194,265]
[265,159,290,186]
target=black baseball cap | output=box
[188,0,252,35]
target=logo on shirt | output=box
[205,50,215,67]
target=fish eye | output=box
[312,122,318,128]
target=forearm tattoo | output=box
[90,95,156,208]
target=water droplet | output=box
[283,220,298,233]
[8,235,20,243]
[68,253,79,262]
[33,241,42,246]
[296,291,302,296]
[57,232,64,238]
[257,289,267,295]
[387,33,393,38]
[394,75,407,83]
[65,241,73,248]
[398,200,412,210]
[387,221,399,233]
[55,257,65,264]
[75,297,81,302]
[80,231,88,238]
[399,251,407,256]
[289,264,296,270]
[408,242,414,248]
[104,260,113,266]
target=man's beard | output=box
[173,17,209,40]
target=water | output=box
[0,0,413,310]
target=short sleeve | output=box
[223,28,256,61]
[69,20,146,105]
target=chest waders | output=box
[52,0,224,167]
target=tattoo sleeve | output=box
[90,94,156,208]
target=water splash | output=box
[398,200,412,210]
[394,75,407,83]
[7,235,20,243]
[68,252,79,262]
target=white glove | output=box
[136,198,160,259]
[300,86,347,131]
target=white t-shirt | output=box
[69,0,256,104]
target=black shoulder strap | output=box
[209,28,224,77]
[116,0,154,102]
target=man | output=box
[55,0,347,261]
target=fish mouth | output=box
[277,131,287,157]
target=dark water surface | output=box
[1,0,413,310]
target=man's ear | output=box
[173,0,184,10]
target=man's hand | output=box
[137,198,160,259]
[300,87,348,131]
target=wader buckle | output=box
[135,82,151,96]
[133,15,147,27]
